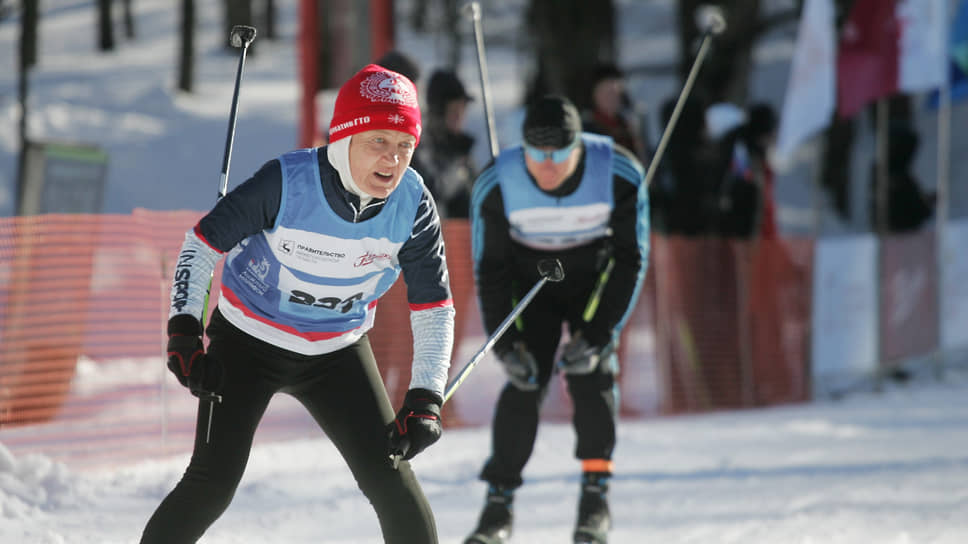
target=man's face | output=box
[523,138,582,191]
[444,99,469,133]
[348,129,417,199]
[592,77,624,117]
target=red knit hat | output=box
[329,64,422,146]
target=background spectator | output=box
[414,68,478,218]
[714,102,779,238]
[374,49,421,84]
[869,121,936,233]
[580,63,649,163]
[650,94,721,235]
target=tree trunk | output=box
[21,0,37,69]
[17,0,39,198]
[524,0,615,110]
[316,0,334,89]
[409,0,429,33]
[442,0,461,69]
[98,0,115,51]
[263,0,276,40]
[178,0,195,92]
[122,0,135,39]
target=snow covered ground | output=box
[1,366,967,543]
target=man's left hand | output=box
[387,388,443,463]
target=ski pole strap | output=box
[582,257,615,322]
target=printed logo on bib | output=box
[287,242,346,264]
[510,206,610,232]
[240,257,271,295]
[354,251,393,267]
[508,203,612,250]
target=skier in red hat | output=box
[141,64,453,544]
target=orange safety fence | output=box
[1,210,823,467]
[1,210,206,427]
[650,235,813,413]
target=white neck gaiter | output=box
[327,136,373,207]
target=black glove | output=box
[166,314,223,396]
[387,388,443,462]
[499,341,539,391]
[558,331,614,375]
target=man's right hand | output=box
[166,314,223,396]
[499,341,539,391]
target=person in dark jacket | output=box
[652,94,723,236]
[464,95,649,544]
[415,68,478,218]
[714,102,779,238]
[141,64,454,544]
[581,62,648,163]
[868,121,935,233]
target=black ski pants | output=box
[480,289,619,489]
[141,308,437,544]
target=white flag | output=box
[775,0,836,164]
[897,0,946,93]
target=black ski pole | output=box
[643,5,726,188]
[390,259,565,469]
[218,24,257,199]
[443,259,564,403]
[464,1,499,160]
[196,24,257,444]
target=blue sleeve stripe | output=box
[613,155,645,187]
[470,167,499,210]
[470,171,499,265]
[612,263,647,339]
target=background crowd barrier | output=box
[1,211,965,467]
[1,211,202,426]
[649,236,814,413]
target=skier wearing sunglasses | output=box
[465,95,650,544]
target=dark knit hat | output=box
[374,50,421,83]
[523,95,582,148]
[426,69,474,113]
[746,102,778,138]
[591,62,624,86]
[329,64,422,145]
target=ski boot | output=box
[464,484,514,544]
[573,472,611,544]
